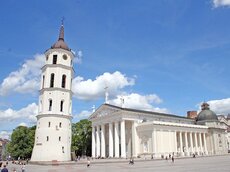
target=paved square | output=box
[3,155,230,172]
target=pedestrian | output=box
[21,163,25,172]
[1,165,8,172]
[87,158,90,167]
[172,156,174,163]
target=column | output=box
[121,120,126,158]
[92,126,96,158]
[96,125,101,157]
[185,132,189,156]
[179,132,183,156]
[133,121,139,157]
[115,121,120,158]
[194,132,198,155]
[189,132,194,155]
[109,123,114,157]
[152,129,157,157]
[101,124,106,158]
[203,133,208,155]
[199,133,203,155]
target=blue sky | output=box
[1,0,230,139]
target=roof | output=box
[51,25,70,51]
[89,103,191,120]
[197,103,218,122]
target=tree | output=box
[72,119,92,157]
[7,126,36,160]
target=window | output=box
[46,55,49,61]
[53,55,57,64]
[62,146,64,153]
[63,54,67,60]
[47,136,49,141]
[42,75,45,88]
[50,73,55,87]
[48,122,51,127]
[49,99,52,111]
[59,136,61,141]
[60,100,64,112]
[61,75,66,88]
[59,122,62,128]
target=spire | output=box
[58,25,64,41]
[59,18,65,40]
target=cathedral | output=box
[89,102,229,158]
[31,24,74,162]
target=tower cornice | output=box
[41,64,75,74]
[39,87,73,95]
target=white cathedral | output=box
[89,102,229,159]
[31,24,74,162]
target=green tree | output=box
[7,126,36,159]
[72,119,92,156]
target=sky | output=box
[1,0,230,139]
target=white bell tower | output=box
[31,23,74,162]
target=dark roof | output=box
[103,103,190,120]
[197,103,218,122]
[51,25,70,51]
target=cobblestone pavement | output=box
[2,155,230,172]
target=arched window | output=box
[60,100,64,112]
[59,122,62,128]
[50,73,55,87]
[48,122,51,127]
[42,75,45,88]
[47,136,49,141]
[59,136,61,141]
[49,99,52,111]
[61,75,66,88]
[53,55,57,64]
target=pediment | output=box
[89,104,120,120]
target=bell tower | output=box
[31,23,74,162]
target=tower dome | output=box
[197,102,218,122]
[51,24,70,51]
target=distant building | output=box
[0,138,9,160]
[89,102,228,158]
[31,23,74,162]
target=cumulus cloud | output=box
[213,0,230,7]
[18,122,28,127]
[0,131,11,140]
[0,54,45,96]
[0,103,38,123]
[73,50,83,64]
[72,71,135,100]
[206,98,230,115]
[75,110,93,119]
[109,93,168,113]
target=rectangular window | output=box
[53,55,57,64]
[47,136,49,141]
[59,136,61,141]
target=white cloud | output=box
[0,54,45,96]
[0,131,11,140]
[18,122,28,127]
[206,98,230,115]
[72,71,135,100]
[109,93,168,113]
[213,0,230,7]
[76,110,92,119]
[0,103,38,123]
[73,50,83,64]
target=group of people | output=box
[0,161,26,172]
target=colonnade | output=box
[92,120,126,158]
[176,131,208,156]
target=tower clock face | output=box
[63,54,68,60]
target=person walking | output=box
[87,158,90,167]
[172,156,174,163]
[21,163,25,172]
[1,165,8,172]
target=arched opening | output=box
[53,55,57,64]
[50,73,55,87]
[42,75,45,88]
[61,75,66,88]
[60,100,64,112]
[49,99,52,111]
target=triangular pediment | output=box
[89,104,121,120]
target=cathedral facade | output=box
[89,102,228,158]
